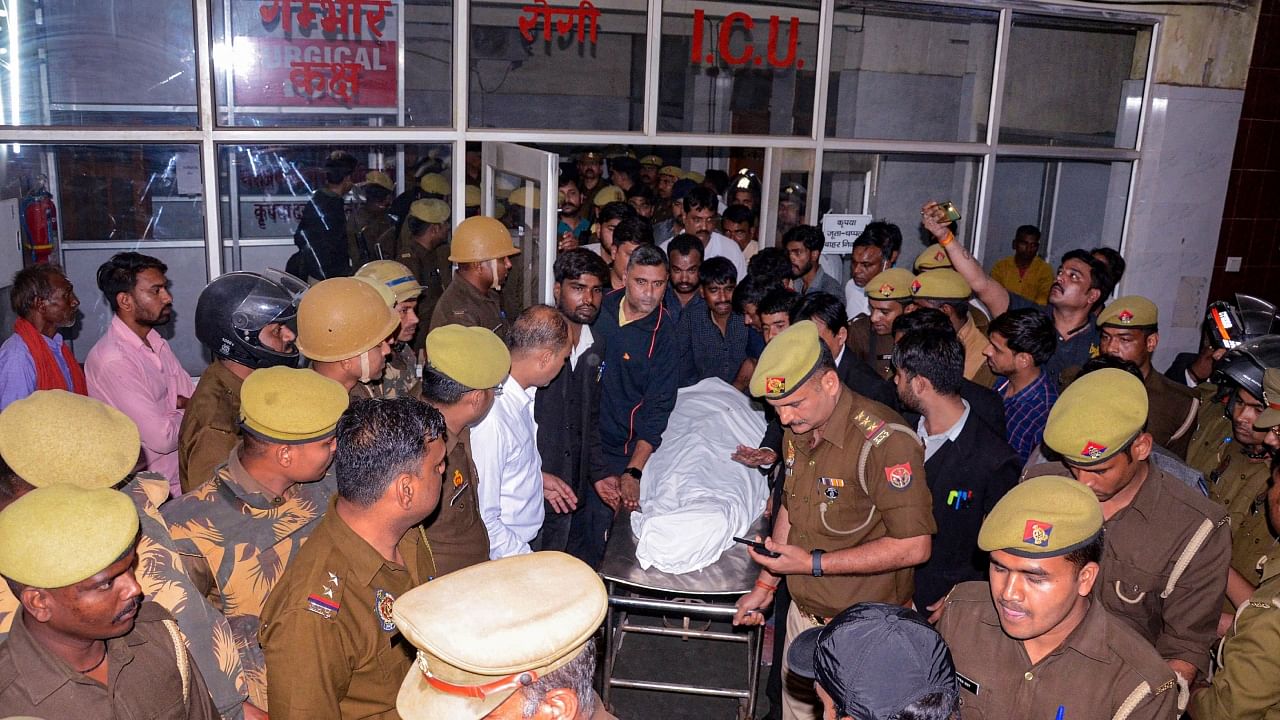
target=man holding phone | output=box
[733,321,934,720]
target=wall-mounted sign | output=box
[231,0,398,108]
[689,9,804,69]
[821,213,873,255]
[518,0,601,44]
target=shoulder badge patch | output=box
[375,589,397,632]
[307,572,341,618]
[885,463,913,491]
[853,410,891,446]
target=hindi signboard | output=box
[820,213,873,255]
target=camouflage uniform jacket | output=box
[348,343,420,401]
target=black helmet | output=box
[1205,293,1278,349]
[1213,334,1280,401]
[195,270,306,369]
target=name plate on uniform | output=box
[820,213,873,255]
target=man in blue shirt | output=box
[982,308,1058,461]
[0,265,83,410]
[675,257,760,390]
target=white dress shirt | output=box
[916,400,971,461]
[844,279,870,319]
[470,373,545,558]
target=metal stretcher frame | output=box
[598,510,769,719]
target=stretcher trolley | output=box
[598,509,768,720]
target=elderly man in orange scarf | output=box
[0,264,84,410]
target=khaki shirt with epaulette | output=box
[937,582,1179,720]
[397,239,451,329]
[428,275,507,339]
[164,449,335,711]
[260,496,433,719]
[1144,369,1200,459]
[419,427,490,578]
[1191,558,1280,719]
[179,361,244,493]
[781,386,933,619]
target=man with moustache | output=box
[0,264,82,409]
[842,222,901,321]
[0,484,220,718]
[577,150,610,208]
[664,233,704,323]
[847,268,914,381]
[534,249,608,559]
[661,186,747,279]
[86,252,194,494]
[676,257,757,390]
[430,216,520,338]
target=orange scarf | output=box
[13,317,86,394]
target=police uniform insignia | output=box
[910,279,922,294]
[956,672,980,696]
[1089,343,1100,358]
[1023,519,1053,548]
[765,376,786,394]
[1118,309,1134,324]
[885,463,913,490]
[308,592,340,618]
[785,440,796,477]
[1154,679,1175,694]
[375,589,397,632]
[1081,441,1107,459]
[877,282,894,297]
[819,477,844,499]
[933,250,946,262]
[452,469,464,488]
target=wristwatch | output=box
[622,467,642,481]
[811,549,825,577]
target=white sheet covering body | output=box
[630,378,769,573]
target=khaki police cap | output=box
[684,170,705,185]
[1256,367,1280,429]
[639,155,663,167]
[909,269,971,301]
[750,320,824,399]
[865,268,915,302]
[394,552,608,720]
[426,325,511,390]
[1043,368,1149,466]
[0,390,141,489]
[507,185,539,210]
[449,216,520,264]
[1098,295,1158,330]
[240,366,349,444]
[913,243,953,271]
[364,171,394,192]
[464,185,481,208]
[593,185,625,207]
[658,165,683,179]
[357,259,426,304]
[419,173,451,196]
[577,150,604,162]
[0,485,139,588]
[295,277,400,362]
[410,198,450,225]
[978,473,1103,558]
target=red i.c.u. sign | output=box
[689,8,805,69]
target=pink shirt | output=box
[86,315,195,495]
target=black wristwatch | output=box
[811,549,825,577]
[623,467,643,481]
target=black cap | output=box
[787,603,958,720]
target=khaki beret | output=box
[508,185,539,210]
[658,165,683,179]
[0,390,140,489]
[1256,367,1280,429]
[240,367,350,444]
[1098,295,1158,329]
[464,185,481,208]
[419,173,451,196]
[357,259,426,304]
[364,171,394,191]
[913,244,953,271]
[639,155,663,167]
[426,325,511,391]
[394,552,607,719]
[865,268,915,301]
[978,474,1103,558]
[684,171,705,184]
[593,185,625,207]
[909,269,971,301]
[0,485,139,588]
[577,150,604,162]
[750,321,823,399]
[410,198,450,225]
[1043,368,1148,466]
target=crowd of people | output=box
[0,147,1276,720]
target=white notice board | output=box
[0,199,25,286]
[820,213,873,255]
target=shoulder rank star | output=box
[375,589,397,632]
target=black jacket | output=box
[594,290,679,465]
[293,188,351,280]
[534,334,605,495]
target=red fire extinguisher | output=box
[20,185,57,264]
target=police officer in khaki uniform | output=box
[394,552,615,720]
[180,270,304,493]
[429,216,519,339]
[356,260,426,399]
[846,268,912,381]
[0,485,221,719]
[164,367,349,712]
[1096,296,1200,458]
[259,396,448,719]
[397,198,452,332]
[733,321,934,720]
[1042,368,1230,693]
[347,171,397,265]
[296,277,400,400]
[937,474,1179,720]
[1259,367,1280,452]
[0,391,252,719]
[1190,451,1280,718]
[417,324,510,578]
[908,269,996,387]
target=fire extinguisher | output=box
[19,183,58,265]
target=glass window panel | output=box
[217,143,453,275]
[0,1,198,126]
[659,0,819,136]
[1000,14,1150,149]
[469,0,645,130]
[213,0,452,127]
[825,2,998,142]
[983,157,1131,270]
[0,144,208,373]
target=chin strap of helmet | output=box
[359,349,373,384]
[488,258,503,292]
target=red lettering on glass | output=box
[687,8,805,69]
[519,0,601,44]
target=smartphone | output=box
[937,201,962,223]
[733,536,781,558]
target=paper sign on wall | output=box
[820,213,873,255]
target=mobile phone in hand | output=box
[733,536,782,558]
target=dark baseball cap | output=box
[787,603,958,720]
